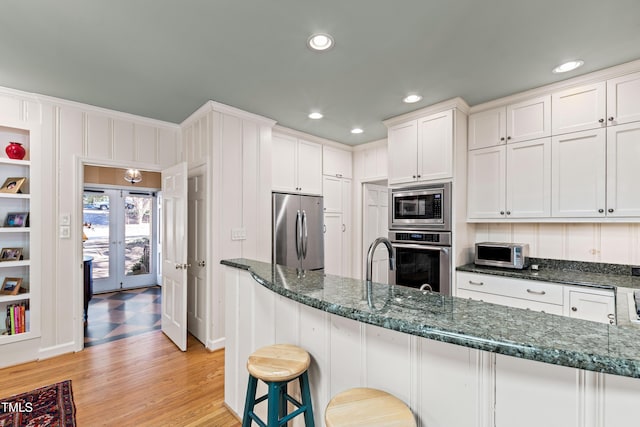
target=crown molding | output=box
[383,97,470,128]
[273,125,353,151]
[181,100,277,128]
[351,138,387,152]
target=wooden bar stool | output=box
[242,344,315,427]
[325,387,416,427]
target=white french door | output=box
[83,188,158,293]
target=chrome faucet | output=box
[365,237,395,282]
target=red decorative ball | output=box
[5,142,26,160]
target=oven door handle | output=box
[391,243,450,253]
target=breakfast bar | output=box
[222,258,640,427]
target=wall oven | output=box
[389,182,451,230]
[389,230,451,295]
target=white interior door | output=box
[161,162,188,351]
[363,183,389,283]
[187,171,207,344]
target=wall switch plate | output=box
[59,225,70,239]
[231,228,247,241]
[60,213,71,225]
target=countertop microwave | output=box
[475,242,529,269]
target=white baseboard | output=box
[207,336,226,351]
[38,342,76,361]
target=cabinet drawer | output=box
[457,272,563,305]
[457,288,564,315]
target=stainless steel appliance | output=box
[388,230,451,295]
[389,182,451,230]
[273,192,324,271]
[474,242,529,269]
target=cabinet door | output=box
[566,289,615,324]
[468,107,505,150]
[272,133,298,192]
[323,175,342,213]
[606,122,640,216]
[323,213,343,276]
[417,109,453,181]
[297,139,323,195]
[506,95,551,143]
[607,71,640,126]
[323,145,353,178]
[387,121,418,185]
[467,146,506,219]
[552,82,606,135]
[341,179,352,278]
[506,138,551,217]
[551,129,606,217]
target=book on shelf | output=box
[3,302,28,335]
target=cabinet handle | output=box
[608,117,614,122]
[323,224,326,233]
[608,208,614,213]
[341,224,346,232]
[598,209,604,213]
[417,174,421,178]
[526,289,546,295]
[412,175,416,179]
[336,173,342,178]
[571,306,578,312]
[500,211,505,215]
[506,211,511,215]
[599,118,605,123]
[507,136,511,140]
[607,313,615,319]
[468,280,484,286]
[500,137,505,141]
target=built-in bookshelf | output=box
[0,121,38,344]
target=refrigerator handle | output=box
[302,210,308,259]
[295,210,302,260]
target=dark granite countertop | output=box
[222,258,640,379]
[456,258,640,291]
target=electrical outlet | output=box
[231,228,247,241]
[59,225,70,239]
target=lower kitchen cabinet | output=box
[457,271,615,324]
[564,287,615,324]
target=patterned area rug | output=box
[0,380,76,426]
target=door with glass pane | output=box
[83,188,157,293]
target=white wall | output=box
[181,101,274,350]
[0,85,181,366]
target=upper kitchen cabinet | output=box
[468,138,551,220]
[552,72,640,135]
[607,71,640,126]
[468,95,551,150]
[552,82,606,135]
[323,145,352,179]
[387,109,454,185]
[606,121,640,217]
[272,133,322,195]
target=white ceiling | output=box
[1,0,639,145]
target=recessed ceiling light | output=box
[351,128,363,134]
[552,60,584,74]
[403,94,422,103]
[308,33,334,51]
[308,112,323,119]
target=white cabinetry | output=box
[0,122,39,345]
[606,122,640,217]
[457,271,616,324]
[457,272,563,314]
[552,72,640,135]
[564,287,615,324]
[323,175,351,277]
[388,110,453,185]
[468,138,550,219]
[272,133,322,195]
[468,95,551,150]
[322,145,352,179]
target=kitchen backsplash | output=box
[474,223,640,265]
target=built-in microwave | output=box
[389,183,451,230]
[475,242,530,269]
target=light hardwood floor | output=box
[0,331,241,426]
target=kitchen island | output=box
[222,259,640,427]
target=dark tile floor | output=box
[84,286,161,347]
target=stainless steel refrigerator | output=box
[272,192,324,271]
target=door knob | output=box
[599,118,605,123]
[608,117,614,121]
[571,307,577,312]
[608,208,614,213]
